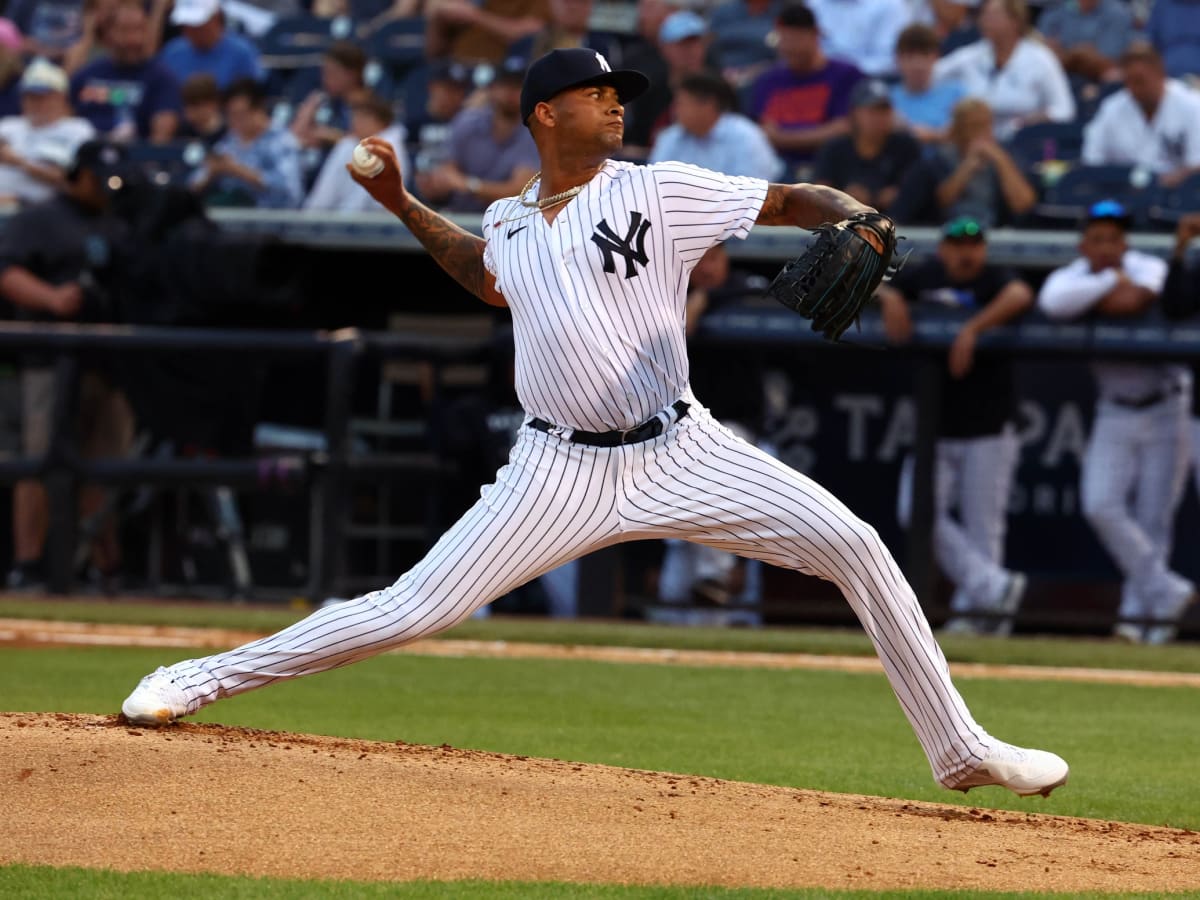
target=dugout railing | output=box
[0,323,492,600]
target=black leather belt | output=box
[528,400,690,446]
[1110,383,1184,409]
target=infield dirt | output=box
[3,712,1199,892]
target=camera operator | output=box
[0,139,134,590]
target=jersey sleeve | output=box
[1125,251,1167,293]
[649,161,768,262]
[1037,260,1117,319]
[480,200,504,278]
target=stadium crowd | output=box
[0,0,1193,218]
[0,0,1198,643]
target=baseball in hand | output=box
[351,142,385,178]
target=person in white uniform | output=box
[121,48,1068,798]
[1081,41,1200,189]
[1038,200,1196,644]
[879,216,1032,637]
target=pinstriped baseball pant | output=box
[1082,395,1193,626]
[167,401,992,787]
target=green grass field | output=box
[3,603,1199,898]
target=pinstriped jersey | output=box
[481,159,768,431]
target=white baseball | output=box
[351,142,385,178]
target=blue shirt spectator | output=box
[192,78,302,208]
[649,73,783,180]
[806,0,912,77]
[414,61,538,213]
[1145,0,1200,78]
[161,0,265,89]
[892,24,966,141]
[1039,0,1137,84]
[69,3,181,142]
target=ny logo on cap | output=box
[595,52,611,72]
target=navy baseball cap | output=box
[520,48,650,127]
[68,140,131,186]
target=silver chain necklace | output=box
[498,172,585,224]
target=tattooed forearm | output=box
[398,196,489,300]
[756,183,875,229]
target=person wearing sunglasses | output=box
[877,215,1034,636]
[1038,200,1195,644]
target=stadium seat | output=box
[258,14,355,66]
[1145,172,1200,230]
[1035,164,1152,228]
[1008,121,1085,170]
[365,17,426,81]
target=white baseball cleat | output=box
[121,666,191,725]
[951,742,1069,798]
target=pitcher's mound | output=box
[2,713,1197,892]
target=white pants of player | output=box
[1081,396,1193,628]
[896,428,1021,615]
[163,400,993,787]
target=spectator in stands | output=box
[708,0,781,89]
[0,21,24,119]
[878,215,1032,637]
[806,0,912,77]
[1039,0,1136,87]
[161,0,264,89]
[749,3,862,176]
[934,0,1074,140]
[1038,200,1195,645]
[5,0,85,63]
[508,0,623,67]
[813,79,921,212]
[0,139,135,591]
[290,41,367,153]
[1145,0,1200,80]
[70,0,181,142]
[177,73,226,146]
[891,97,1036,226]
[408,59,473,176]
[930,0,980,56]
[0,59,95,205]
[892,23,967,142]
[426,0,549,64]
[648,71,783,179]
[624,11,716,156]
[414,55,537,212]
[305,91,410,211]
[62,0,118,75]
[1082,42,1200,188]
[191,77,303,208]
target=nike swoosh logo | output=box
[507,226,527,239]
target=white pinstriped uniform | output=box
[149,160,998,786]
[1039,250,1195,636]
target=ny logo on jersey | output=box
[591,212,651,279]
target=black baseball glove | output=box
[765,212,901,341]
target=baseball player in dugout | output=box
[877,216,1032,638]
[1039,201,1197,645]
[122,48,1069,799]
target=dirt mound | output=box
[3,712,1198,891]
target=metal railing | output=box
[0,323,491,598]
